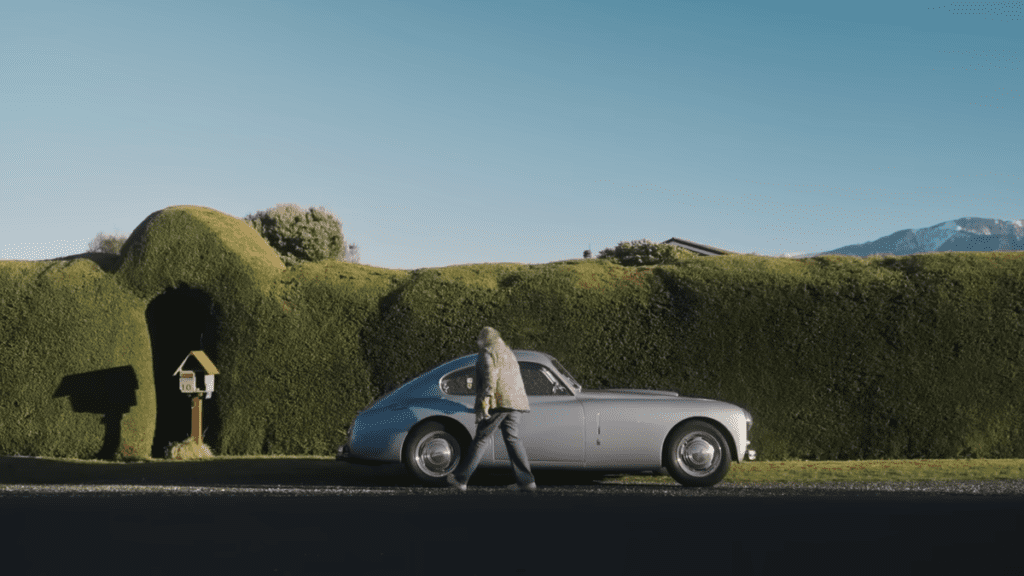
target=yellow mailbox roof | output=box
[173,350,220,376]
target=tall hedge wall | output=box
[0,258,153,459]
[212,260,406,454]
[653,253,1024,459]
[2,204,1022,461]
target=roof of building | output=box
[662,237,732,256]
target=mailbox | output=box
[173,350,218,400]
[172,350,220,444]
[179,370,197,394]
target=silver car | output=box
[337,350,755,487]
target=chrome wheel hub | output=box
[417,434,456,476]
[676,432,721,477]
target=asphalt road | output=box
[2,478,1023,575]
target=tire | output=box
[402,421,462,486]
[663,421,731,487]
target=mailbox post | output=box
[173,350,219,444]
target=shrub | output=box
[597,239,695,266]
[88,232,127,255]
[164,436,215,460]
[245,204,345,266]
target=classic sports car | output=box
[337,350,755,487]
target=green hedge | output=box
[652,253,1024,459]
[0,259,153,459]
[213,260,406,454]
[117,205,285,300]
[2,205,1023,461]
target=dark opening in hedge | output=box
[146,286,222,457]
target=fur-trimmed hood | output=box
[474,327,530,414]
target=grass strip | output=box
[607,459,1024,485]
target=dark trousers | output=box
[454,410,535,487]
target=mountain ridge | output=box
[815,217,1024,258]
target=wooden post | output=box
[191,396,203,443]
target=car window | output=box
[439,363,572,396]
[439,368,475,396]
[519,362,571,396]
[549,357,582,392]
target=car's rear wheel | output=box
[403,421,462,486]
[664,421,731,487]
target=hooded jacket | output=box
[474,327,530,418]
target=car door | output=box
[493,362,585,463]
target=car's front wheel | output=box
[664,421,731,487]
[403,421,462,486]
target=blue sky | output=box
[2,0,1021,268]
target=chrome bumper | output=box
[745,448,757,461]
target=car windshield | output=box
[549,357,582,392]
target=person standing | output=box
[447,326,536,492]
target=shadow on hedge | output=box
[54,366,139,460]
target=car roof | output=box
[513,350,554,363]
[382,350,556,402]
[395,349,556,388]
[443,349,553,366]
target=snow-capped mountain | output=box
[820,217,1024,257]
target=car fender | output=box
[582,396,747,468]
[405,405,479,463]
[347,405,420,463]
[657,401,748,463]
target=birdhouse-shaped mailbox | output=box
[173,350,219,399]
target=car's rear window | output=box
[439,368,476,396]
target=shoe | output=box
[516,482,537,493]
[445,474,467,493]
